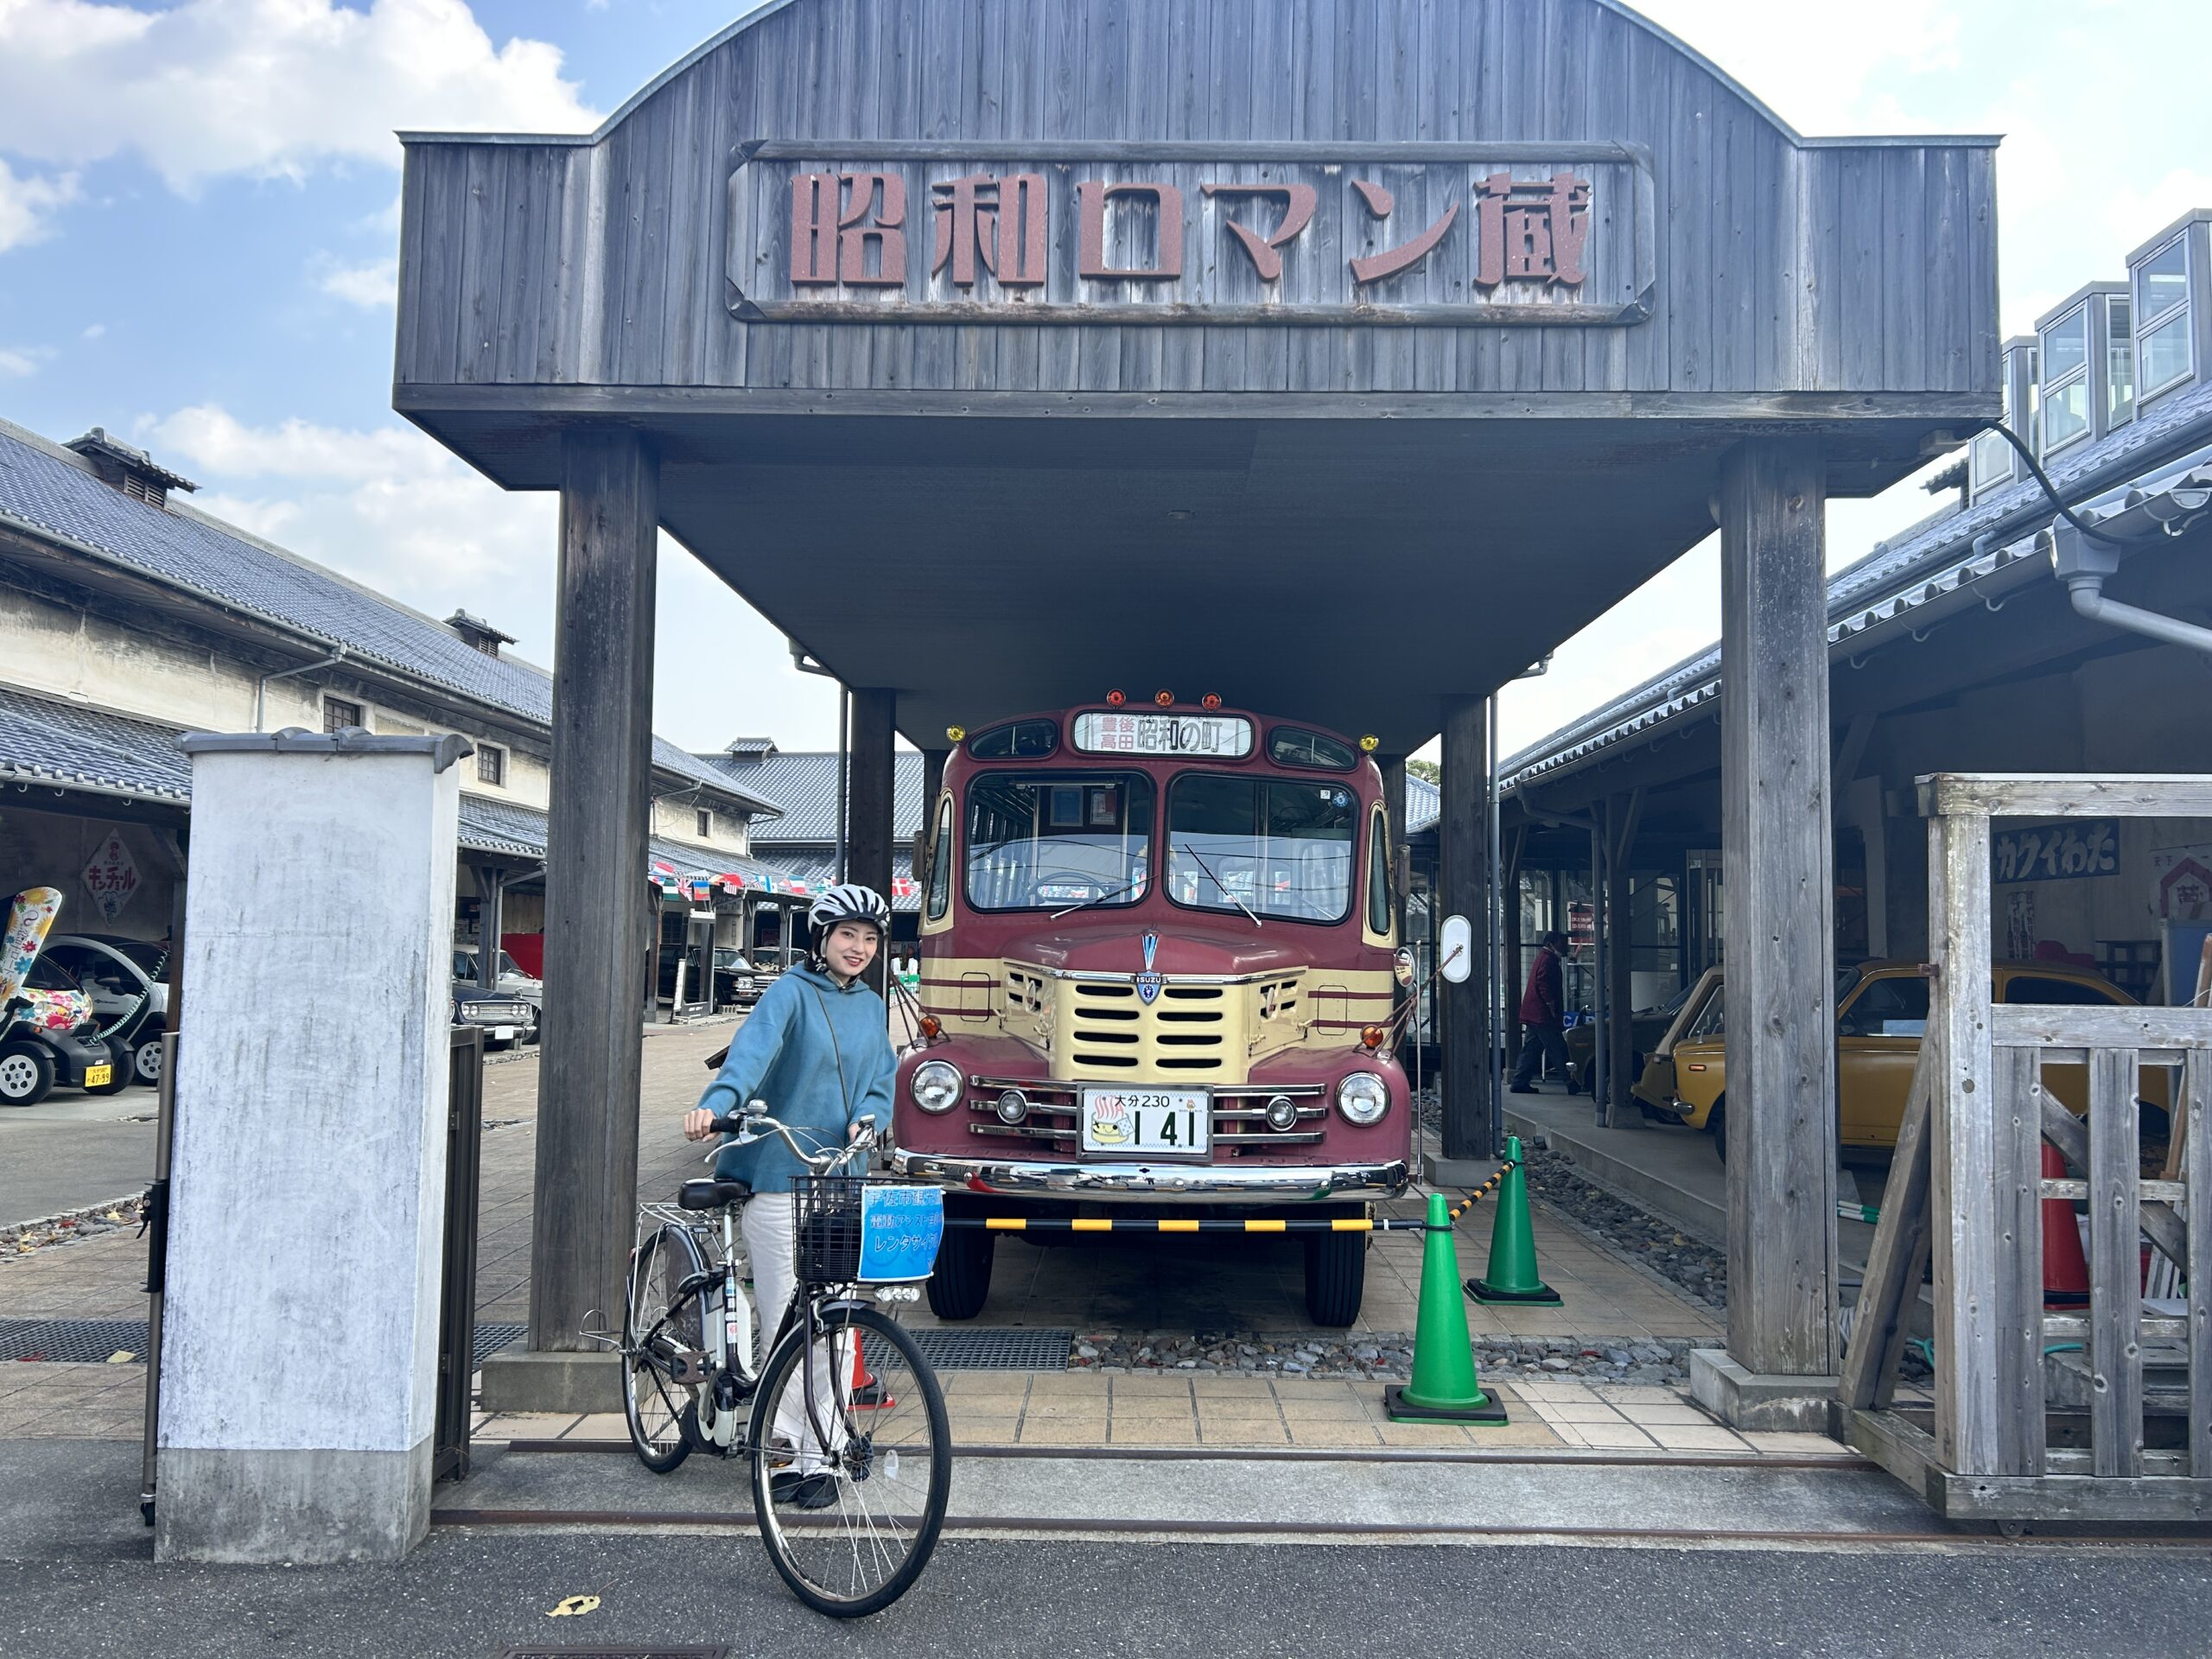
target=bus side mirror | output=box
[1393,846,1412,904]
[912,828,932,892]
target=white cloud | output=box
[0,156,76,251]
[0,0,599,194]
[315,254,398,308]
[79,322,103,340]
[1632,0,1962,135]
[0,346,43,377]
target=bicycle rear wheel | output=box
[623,1224,707,1473]
[748,1304,950,1617]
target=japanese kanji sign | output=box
[728,142,1652,326]
[81,831,141,922]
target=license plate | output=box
[84,1065,111,1087]
[1080,1088,1210,1157]
[493,1026,517,1041]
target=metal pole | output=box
[1488,693,1504,1157]
[1590,823,1608,1124]
[836,683,849,885]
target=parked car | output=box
[2,954,126,1105]
[709,946,766,1007]
[449,976,534,1052]
[44,933,168,1086]
[1631,959,2168,1160]
[453,947,541,1042]
[1562,979,1693,1095]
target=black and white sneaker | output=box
[770,1471,837,1510]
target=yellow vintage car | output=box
[1631,959,2160,1159]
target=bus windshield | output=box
[1165,774,1357,924]
[964,772,1154,912]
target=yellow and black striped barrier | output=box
[938,1159,1517,1235]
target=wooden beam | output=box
[1993,1046,2047,1476]
[1840,1037,1936,1412]
[1601,787,1643,1127]
[1719,439,1839,1380]
[2186,1050,2212,1478]
[847,689,896,997]
[531,428,658,1356]
[1993,1004,2212,1050]
[1439,696,1492,1161]
[2038,1090,2187,1270]
[1919,774,2212,820]
[2088,1046,2145,1478]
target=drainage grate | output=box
[908,1325,1073,1371]
[1,1319,533,1367]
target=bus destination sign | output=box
[1073,712,1255,758]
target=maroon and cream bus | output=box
[889,696,1413,1325]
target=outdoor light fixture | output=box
[1202,693,1223,709]
[1263,1095,1300,1132]
[1106,689,1126,707]
[1360,1025,1387,1051]
[1154,689,1175,706]
[1336,1071,1389,1125]
[946,725,966,742]
[911,1058,961,1113]
[918,1014,943,1040]
[995,1089,1029,1125]
[1358,734,1379,752]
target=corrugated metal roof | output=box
[0,685,192,804]
[0,419,766,809]
[702,749,927,842]
[1503,375,2212,794]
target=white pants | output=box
[741,1192,849,1476]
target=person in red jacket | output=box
[1509,931,1572,1093]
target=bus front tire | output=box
[927,1222,995,1320]
[1304,1230,1366,1327]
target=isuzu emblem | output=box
[1136,931,1161,1004]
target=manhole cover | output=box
[908,1326,1072,1370]
[0,1319,533,1367]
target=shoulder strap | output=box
[807,982,854,1118]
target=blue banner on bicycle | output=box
[858,1184,945,1282]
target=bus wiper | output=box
[1174,842,1262,929]
[1049,877,1145,920]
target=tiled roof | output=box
[0,685,192,804]
[0,419,764,808]
[1503,375,2212,791]
[769,845,921,912]
[1406,772,1440,836]
[702,748,928,842]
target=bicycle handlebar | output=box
[707,1108,878,1174]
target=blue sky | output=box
[0,0,2205,756]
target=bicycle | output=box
[620,1108,951,1617]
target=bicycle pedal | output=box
[667,1351,715,1385]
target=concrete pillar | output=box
[847,689,896,995]
[158,729,467,1563]
[485,429,658,1412]
[1434,696,1493,1171]
[1691,439,1840,1430]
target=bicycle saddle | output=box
[678,1177,753,1211]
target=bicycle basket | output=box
[793,1176,945,1285]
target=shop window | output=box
[477,744,505,787]
[323,696,363,733]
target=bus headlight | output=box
[910,1059,962,1114]
[1336,1071,1389,1126]
[1263,1095,1300,1132]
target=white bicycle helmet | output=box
[808,882,891,938]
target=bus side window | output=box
[925,794,953,920]
[1366,808,1391,936]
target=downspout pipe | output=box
[2045,521,2212,660]
[252,645,348,732]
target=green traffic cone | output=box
[1383,1192,1508,1424]
[1468,1134,1562,1306]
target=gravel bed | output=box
[2,1195,146,1258]
[1068,1330,1698,1385]
[1517,1143,1729,1311]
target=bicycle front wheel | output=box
[748,1304,950,1617]
[623,1224,707,1473]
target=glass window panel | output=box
[1366,810,1391,935]
[2041,377,2089,451]
[1838,975,1930,1037]
[2135,237,2189,323]
[963,772,1153,912]
[2002,975,2118,1007]
[925,795,953,919]
[1969,427,2010,491]
[1166,775,1356,924]
[2141,310,2193,395]
[2043,307,2089,378]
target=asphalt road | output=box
[0,1092,156,1228]
[7,1524,2210,1658]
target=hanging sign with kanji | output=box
[727,142,1653,326]
[81,831,141,921]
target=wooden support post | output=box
[476,863,504,991]
[1715,439,1839,1391]
[496,429,658,1411]
[1993,1046,2047,1475]
[847,688,896,996]
[2185,1049,2212,1478]
[1503,830,1525,1077]
[1603,790,1643,1128]
[1438,696,1493,1164]
[2088,1045,2144,1478]
[1588,822,1608,1114]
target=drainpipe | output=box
[2047,521,2212,658]
[252,645,348,732]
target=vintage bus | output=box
[889,696,1414,1325]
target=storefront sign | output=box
[1992,818,2118,885]
[80,832,139,921]
[728,142,1654,326]
[2152,845,2212,920]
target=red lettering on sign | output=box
[1202,183,1317,283]
[1474,171,1590,288]
[790,172,907,287]
[1077,181,1184,282]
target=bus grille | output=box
[1069,981,1227,1075]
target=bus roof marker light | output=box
[946,725,966,742]
[1361,1025,1387,1052]
[1106,690,1126,707]
[1154,690,1175,706]
[1202,693,1223,710]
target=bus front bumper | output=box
[886,1152,1412,1203]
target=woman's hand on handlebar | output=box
[683,1108,719,1141]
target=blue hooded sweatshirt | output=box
[696,963,895,1192]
